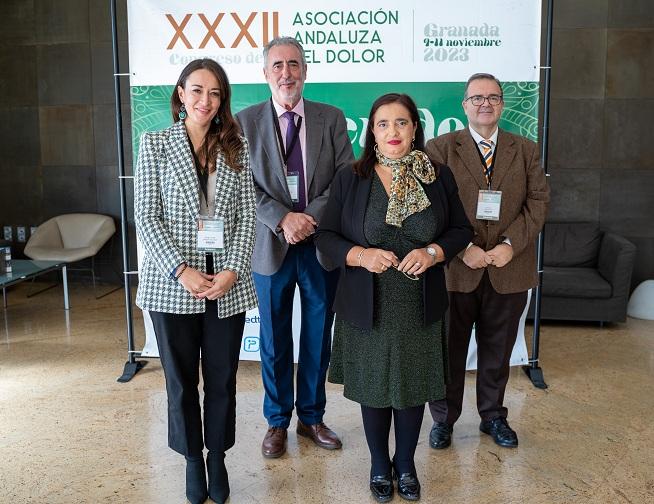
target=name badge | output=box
[197,216,224,252]
[286,172,299,202]
[476,190,502,221]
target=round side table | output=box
[627,280,654,320]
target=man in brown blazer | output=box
[425,73,549,449]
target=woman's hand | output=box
[197,270,238,300]
[398,245,444,276]
[178,266,214,297]
[360,248,399,274]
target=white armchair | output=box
[25,213,117,296]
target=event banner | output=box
[127,0,542,362]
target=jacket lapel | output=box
[490,129,517,190]
[304,100,324,196]
[255,102,291,199]
[213,152,231,219]
[455,129,487,189]
[353,175,372,245]
[165,121,200,217]
[423,178,446,238]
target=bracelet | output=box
[174,263,188,280]
[357,248,366,267]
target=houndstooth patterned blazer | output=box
[134,120,257,317]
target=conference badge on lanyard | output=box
[286,172,300,202]
[476,190,502,221]
[197,216,224,252]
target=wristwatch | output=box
[426,246,437,264]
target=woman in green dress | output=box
[315,93,472,502]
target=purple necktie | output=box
[282,111,306,211]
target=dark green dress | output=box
[329,174,446,409]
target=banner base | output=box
[117,360,148,383]
[522,364,547,389]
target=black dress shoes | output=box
[393,470,421,501]
[369,473,394,503]
[429,421,453,449]
[479,417,519,448]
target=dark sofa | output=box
[528,222,636,323]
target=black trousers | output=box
[430,271,527,425]
[150,299,245,457]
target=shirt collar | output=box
[468,125,498,146]
[272,97,305,120]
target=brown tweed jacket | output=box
[425,128,549,294]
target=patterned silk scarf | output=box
[375,147,436,227]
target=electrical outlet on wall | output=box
[30,226,38,236]
[3,226,12,241]
[17,226,26,242]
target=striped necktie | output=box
[479,139,494,187]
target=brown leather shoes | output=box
[296,420,342,450]
[261,427,287,458]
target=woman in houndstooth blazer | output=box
[134,59,257,504]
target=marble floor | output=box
[1,282,653,504]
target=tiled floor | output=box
[1,283,653,503]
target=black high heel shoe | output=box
[207,451,230,504]
[393,467,420,501]
[370,472,394,502]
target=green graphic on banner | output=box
[131,82,539,158]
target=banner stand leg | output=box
[117,359,148,383]
[522,363,547,389]
[522,0,554,390]
[112,0,149,381]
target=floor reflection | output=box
[0,283,653,503]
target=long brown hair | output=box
[170,58,244,172]
[353,93,438,178]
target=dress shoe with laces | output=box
[393,470,421,501]
[369,473,394,503]
[429,421,453,449]
[296,420,342,450]
[261,426,288,458]
[480,417,519,448]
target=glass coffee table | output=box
[1,260,69,310]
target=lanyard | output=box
[187,134,209,202]
[270,99,302,166]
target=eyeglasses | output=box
[465,94,503,106]
[392,265,420,281]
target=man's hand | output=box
[487,243,514,268]
[462,245,492,269]
[279,212,317,244]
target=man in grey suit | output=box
[236,36,354,458]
